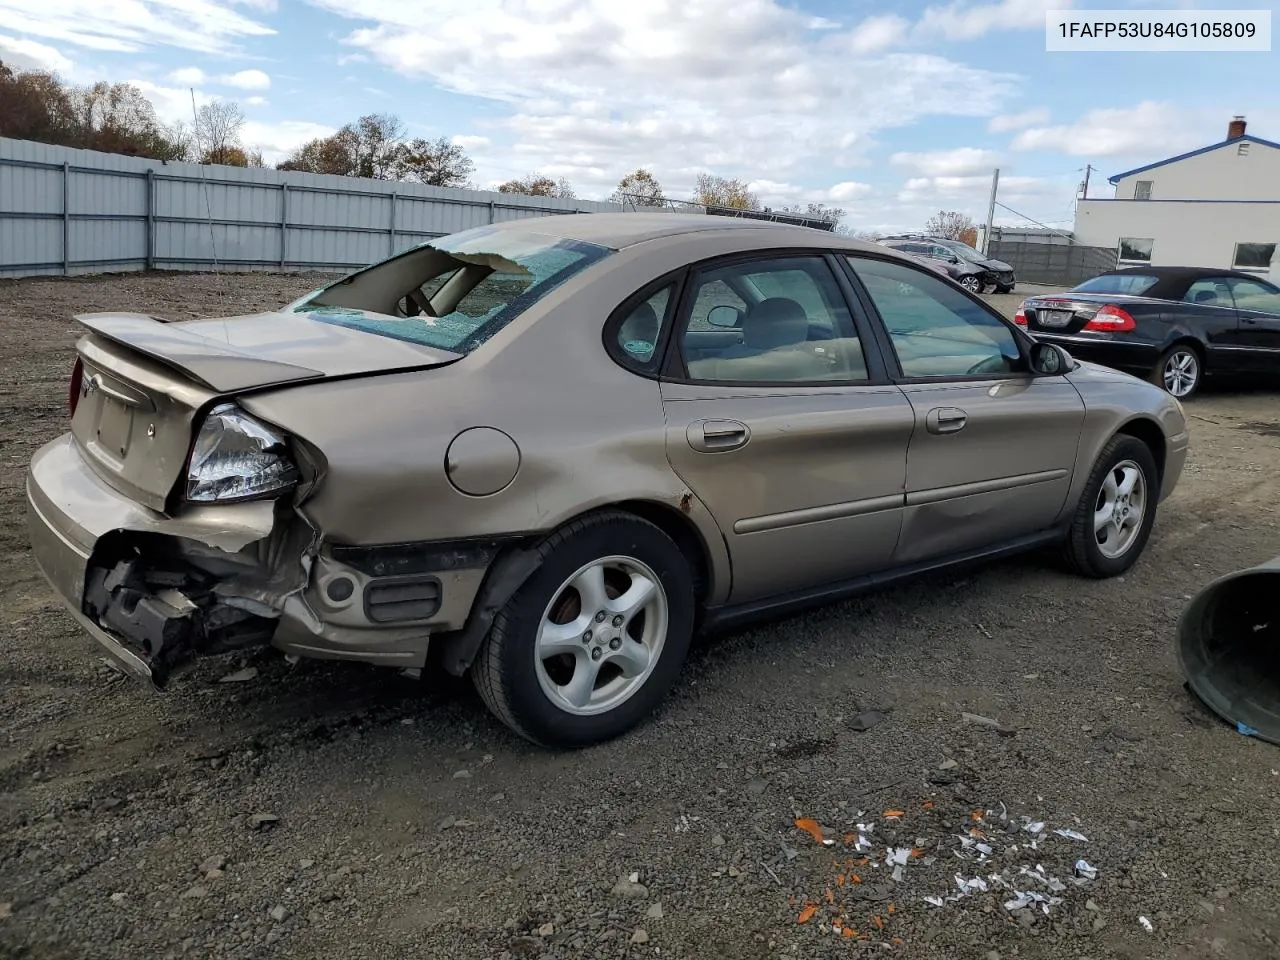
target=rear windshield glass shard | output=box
[290,225,611,355]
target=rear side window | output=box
[614,284,674,366]
[1073,274,1159,296]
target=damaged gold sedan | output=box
[26,213,1189,747]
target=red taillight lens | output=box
[1013,305,1027,326]
[69,358,84,417]
[1082,304,1136,333]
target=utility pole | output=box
[983,167,1000,255]
[1081,164,1092,200]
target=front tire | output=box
[1063,435,1159,578]
[960,276,982,294]
[472,511,695,747]
[1151,344,1202,399]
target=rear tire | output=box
[1063,435,1159,578]
[1151,343,1202,399]
[472,511,695,747]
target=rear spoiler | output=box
[74,313,325,393]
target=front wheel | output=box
[472,512,695,747]
[1152,344,1202,399]
[1063,435,1159,578]
[959,276,982,293]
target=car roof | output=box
[480,212,886,254]
[1099,265,1269,282]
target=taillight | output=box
[1083,304,1136,333]
[69,358,84,417]
[1013,305,1027,326]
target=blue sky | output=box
[0,0,1274,233]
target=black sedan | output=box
[1015,266,1280,399]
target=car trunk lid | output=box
[1021,293,1140,334]
[69,310,462,511]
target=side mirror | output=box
[707,305,742,328]
[1029,341,1073,376]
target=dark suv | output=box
[878,235,1016,294]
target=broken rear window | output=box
[290,225,612,355]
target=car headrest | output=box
[742,297,808,349]
[1194,289,1216,304]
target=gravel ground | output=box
[2,271,1280,960]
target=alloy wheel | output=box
[533,556,669,716]
[1093,459,1147,559]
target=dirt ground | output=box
[2,271,1280,960]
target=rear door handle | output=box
[926,406,967,435]
[688,419,750,452]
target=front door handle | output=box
[688,419,750,452]
[926,406,967,435]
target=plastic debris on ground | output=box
[1139,915,1155,932]
[781,799,1107,944]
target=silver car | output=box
[26,214,1189,747]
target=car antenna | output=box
[189,88,226,306]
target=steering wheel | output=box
[965,354,1008,375]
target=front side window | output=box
[290,225,612,355]
[679,256,867,383]
[1233,242,1277,271]
[1118,238,1154,263]
[1227,277,1280,315]
[848,256,1023,379]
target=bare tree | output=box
[694,173,759,210]
[396,136,474,187]
[351,113,406,180]
[774,201,846,227]
[497,173,576,198]
[610,168,664,207]
[67,80,186,159]
[194,100,246,164]
[923,210,977,241]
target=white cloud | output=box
[223,68,270,90]
[451,134,491,151]
[987,107,1050,133]
[169,66,206,85]
[0,32,73,72]
[241,119,336,165]
[303,0,1018,200]
[128,79,215,123]
[1010,101,1191,157]
[0,0,275,55]
[244,95,268,106]
[917,0,1070,41]
[828,181,875,202]
[847,14,909,53]
[891,147,1001,177]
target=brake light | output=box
[69,358,84,417]
[1082,304,1136,333]
[1013,305,1027,326]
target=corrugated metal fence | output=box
[0,137,627,279]
[988,239,1118,288]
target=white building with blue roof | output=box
[1073,116,1279,280]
